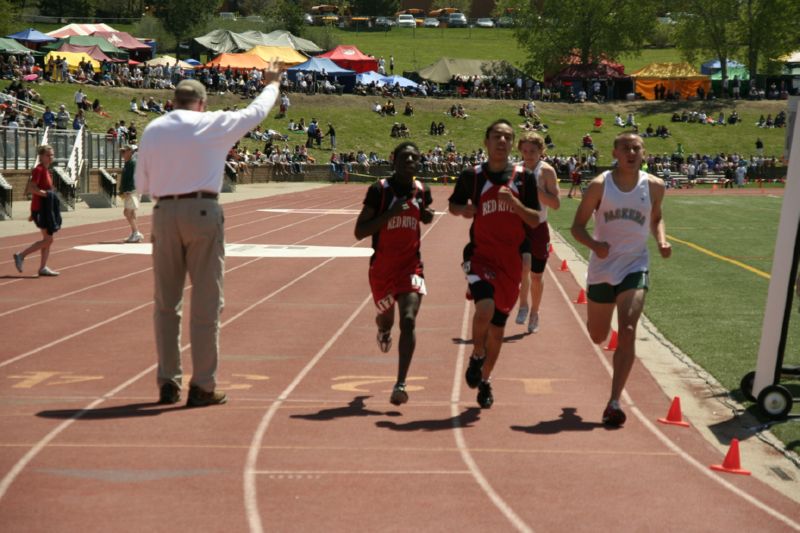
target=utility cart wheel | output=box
[740,371,756,402]
[757,384,793,420]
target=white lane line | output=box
[545,265,800,531]
[0,266,152,318]
[243,211,447,533]
[0,366,155,501]
[450,300,534,533]
[254,470,470,475]
[243,294,372,533]
[0,214,366,502]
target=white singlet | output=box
[587,170,651,286]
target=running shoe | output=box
[602,401,627,427]
[13,253,23,273]
[158,382,181,405]
[126,232,144,243]
[38,267,59,277]
[389,383,408,406]
[377,329,392,353]
[527,312,540,334]
[477,381,494,408]
[515,305,529,325]
[465,355,484,389]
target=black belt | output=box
[158,192,218,200]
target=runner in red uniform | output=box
[449,120,541,408]
[355,142,434,406]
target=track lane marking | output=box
[546,263,800,531]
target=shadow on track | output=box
[37,402,184,420]
[290,395,397,421]
[375,407,482,431]
[510,407,606,434]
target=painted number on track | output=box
[331,375,426,393]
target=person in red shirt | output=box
[13,144,59,276]
[354,142,434,406]
[449,120,541,408]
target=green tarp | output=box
[0,37,33,54]
[194,30,321,55]
[417,57,524,84]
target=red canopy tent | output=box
[318,45,378,73]
[57,43,119,63]
[91,31,151,52]
[563,52,625,75]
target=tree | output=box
[350,0,397,16]
[737,0,800,78]
[673,0,800,81]
[510,0,658,77]
[38,0,96,17]
[154,0,221,58]
[672,1,739,81]
[264,0,305,35]
[0,0,18,37]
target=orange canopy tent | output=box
[631,62,710,100]
[205,53,269,70]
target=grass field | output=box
[547,193,800,447]
[7,82,790,171]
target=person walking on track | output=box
[135,63,284,407]
[354,142,434,406]
[449,120,541,408]
[570,132,671,427]
[118,144,143,243]
[13,144,61,277]
[515,132,560,333]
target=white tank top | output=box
[587,170,651,285]
[532,161,548,222]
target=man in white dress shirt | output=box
[135,63,283,407]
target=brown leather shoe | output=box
[158,382,181,405]
[186,385,227,407]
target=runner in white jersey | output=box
[515,132,560,333]
[571,132,671,427]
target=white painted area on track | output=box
[545,265,800,531]
[75,243,372,258]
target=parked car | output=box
[496,16,515,28]
[475,17,495,28]
[447,12,468,28]
[218,12,236,21]
[245,15,264,23]
[423,17,440,28]
[375,16,396,28]
[396,14,416,28]
[303,13,314,25]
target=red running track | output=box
[0,185,798,532]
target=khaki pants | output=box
[152,198,225,392]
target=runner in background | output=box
[515,132,560,333]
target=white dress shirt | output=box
[135,84,279,197]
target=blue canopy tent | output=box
[356,70,384,85]
[7,28,57,43]
[7,28,56,50]
[288,57,356,92]
[380,75,419,89]
[700,58,749,80]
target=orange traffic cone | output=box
[574,288,587,304]
[559,259,569,272]
[604,330,618,351]
[658,396,690,427]
[711,183,718,192]
[548,243,554,254]
[710,439,751,475]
